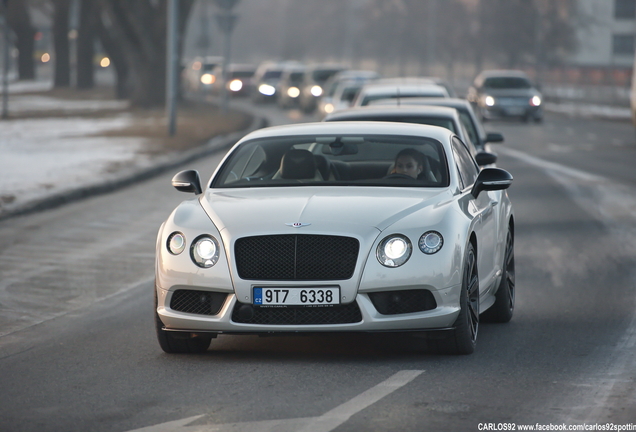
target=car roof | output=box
[476,69,531,79]
[237,121,456,144]
[324,105,460,121]
[369,97,470,110]
[356,82,448,97]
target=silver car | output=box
[155,122,515,355]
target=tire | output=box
[482,227,515,323]
[154,288,212,354]
[435,242,479,355]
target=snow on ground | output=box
[0,80,149,216]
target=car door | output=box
[451,137,499,294]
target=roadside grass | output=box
[11,85,254,155]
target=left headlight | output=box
[191,235,220,268]
[418,231,443,255]
[377,235,412,268]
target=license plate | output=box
[253,287,340,306]
[505,107,525,115]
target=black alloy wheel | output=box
[482,227,515,323]
[434,242,479,355]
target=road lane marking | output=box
[125,370,424,432]
[297,369,423,432]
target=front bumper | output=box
[156,283,462,334]
[481,104,543,120]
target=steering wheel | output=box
[384,173,415,180]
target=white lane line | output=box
[297,369,424,432]
[497,146,606,183]
[125,370,424,432]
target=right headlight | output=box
[377,235,412,268]
[191,235,220,268]
[484,95,496,107]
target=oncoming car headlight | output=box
[191,235,220,268]
[377,235,412,267]
[484,95,495,107]
[167,232,186,255]
[418,231,443,255]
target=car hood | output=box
[200,186,451,240]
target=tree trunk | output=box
[97,0,194,108]
[7,0,36,80]
[96,12,129,99]
[76,0,97,89]
[53,0,72,88]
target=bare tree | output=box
[6,0,36,80]
[76,0,98,89]
[96,0,193,107]
[52,0,71,87]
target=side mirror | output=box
[475,151,498,166]
[471,168,513,198]
[485,132,504,143]
[172,170,202,195]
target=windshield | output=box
[212,134,449,188]
[483,77,532,89]
[312,69,342,83]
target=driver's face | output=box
[395,156,422,179]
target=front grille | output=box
[235,234,359,280]
[170,290,228,315]
[232,302,363,325]
[368,289,437,315]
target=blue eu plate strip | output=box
[253,287,262,304]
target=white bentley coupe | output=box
[155,121,515,355]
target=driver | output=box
[390,148,425,179]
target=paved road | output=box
[1,105,635,432]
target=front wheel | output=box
[482,227,515,323]
[434,242,479,355]
[154,288,212,354]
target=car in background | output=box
[369,97,504,153]
[211,63,256,97]
[251,62,290,103]
[298,64,347,113]
[352,80,450,107]
[277,65,307,109]
[324,105,497,167]
[374,76,457,98]
[182,56,224,93]
[318,70,381,118]
[467,70,543,122]
[155,121,515,355]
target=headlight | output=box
[229,79,243,92]
[200,73,215,85]
[259,84,276,96]
[287,87,300,98]
[311,85,323,97]
[530,95,541,106]
[418,231,443,255]
[484,95,495,107]
[167,232,186,255]
[324,103,334,113]
[191,235,220,268]
[377,235,412,267]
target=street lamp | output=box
[213,0,240,114]
[166,0,179,136]
[1,0,10,120]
